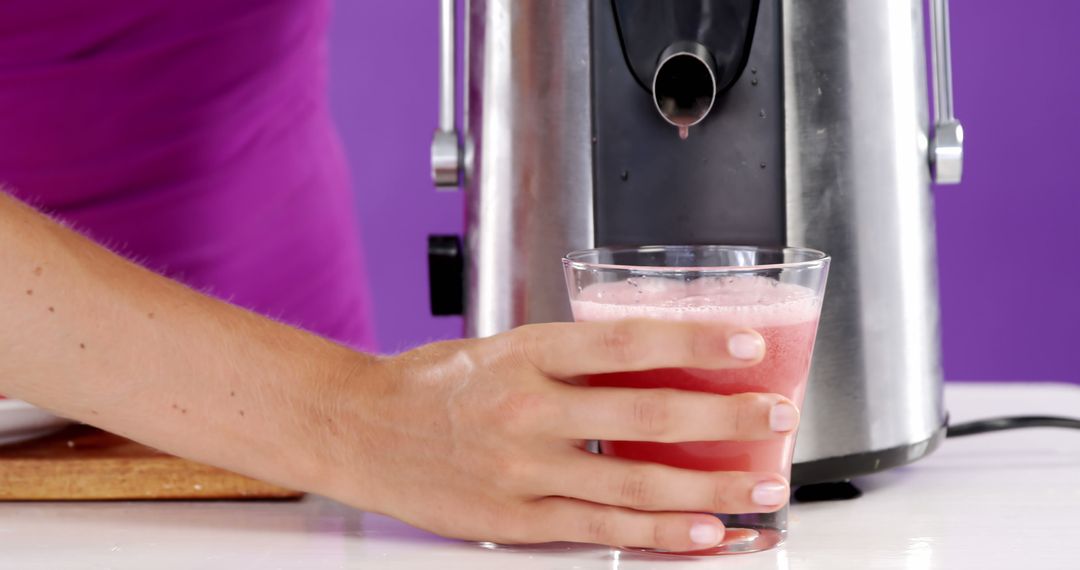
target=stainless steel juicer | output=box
[428,0,964,485]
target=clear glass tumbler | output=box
[563,245,830,555]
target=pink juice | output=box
[571,276,821,476]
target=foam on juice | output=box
[571,276,820,327]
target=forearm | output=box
[0,191,375,491]
[0,191,798,552]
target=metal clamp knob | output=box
[431,0,462,188]
[929,0,964,185]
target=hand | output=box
[311,320,798,552]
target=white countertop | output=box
[2,382,1078,570]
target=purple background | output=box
[327,1,1080,382]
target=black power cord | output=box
[946,415,1080,438]
[794,414,1080,503]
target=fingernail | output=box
[769,402,799,432]
[751,481,789,507]
[689,522,722,546]
[727,332,764,360]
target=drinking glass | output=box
[563,245,829,555]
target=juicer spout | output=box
[652,41,718,134]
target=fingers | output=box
[538,452,789,514]
[512,320,764,378]
[552,386,799,442]
[519,497,727,552]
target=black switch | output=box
[428,235,464,316]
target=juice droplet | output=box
[678,126,689,140]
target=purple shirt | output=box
[0,0,375,350]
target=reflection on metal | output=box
[784,0,946,464]
[463,0,595,337]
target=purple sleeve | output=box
[0,0,376,350]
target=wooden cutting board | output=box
[0,425,303,501]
